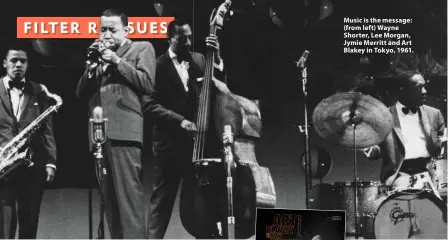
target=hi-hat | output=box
[312,92,393,149]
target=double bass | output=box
[179,1,276,239]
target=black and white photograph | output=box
[0,0,446,239]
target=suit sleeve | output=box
[436,109,446,148]
[116,42,156,95]
[142,61,185,125]
[76,67,100,100]
[39,84,57,168]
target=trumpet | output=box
[85,41,112,66]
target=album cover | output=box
[256,208,346,240]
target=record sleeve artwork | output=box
[256,208,346,240]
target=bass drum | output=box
[364,189,447,239]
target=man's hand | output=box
[46,167,55,183]
[88,39,104,51]
[101,49,121,65]
[181,119,198,138]
[206,34,221,60]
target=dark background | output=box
[0,0,446,216]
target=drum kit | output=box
[304,91,448,239]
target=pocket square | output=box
[33,102,38,106]
[197,77,204,82]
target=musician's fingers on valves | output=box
[100,49,120,64]
[89,39,104,50]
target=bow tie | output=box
[9,80,25,90]
[173,54,191,63]
[402,107,417,114]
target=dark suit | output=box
[0,80,57,239]
[76,39,155,238]
[145,51,206,238]
[368,103,446,185]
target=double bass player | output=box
[145,18,226,239]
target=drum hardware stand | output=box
[223,125,236,239]
[90,110,108,240]
[295,50,312,208]
[349,111,361,239]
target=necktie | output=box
[402,107,417,114]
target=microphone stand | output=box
[296,57,312,208]
[93,142,106,239]
[223,125,236,239]
[349,114,360,239]
[90,117,108,240]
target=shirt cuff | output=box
[362,147,371,158]
[46,164,56,170]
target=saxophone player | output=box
[0,40,57,239]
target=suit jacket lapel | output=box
[164,52,188,95]
[0,78,14,117]
[391,105,405,149]
[419,106,431,138]
[115,39,132,58]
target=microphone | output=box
[90,106,108,145]
[223,125,234,145]
[296,50,310,69]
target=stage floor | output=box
[37,188,198,239]
[35,188,365,239]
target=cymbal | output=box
[312,92,393,149]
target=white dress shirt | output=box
[168,48,224,92]
[395,101,430,159]
[2,76,56,170]
[169,48,190,92]
[3,76,27,121]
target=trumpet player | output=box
[0,40,57,239]
[76,8,156,239]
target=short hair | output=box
[3,40,30,60]
[167,18,190,39]
[395,69,423,88]
[101,8,128,27]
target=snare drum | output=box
[364,189,447,239]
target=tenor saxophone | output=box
[0,85,62,180]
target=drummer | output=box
[363,70,446,188]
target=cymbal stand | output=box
[349,113,360,239]
[296,53,312,208]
